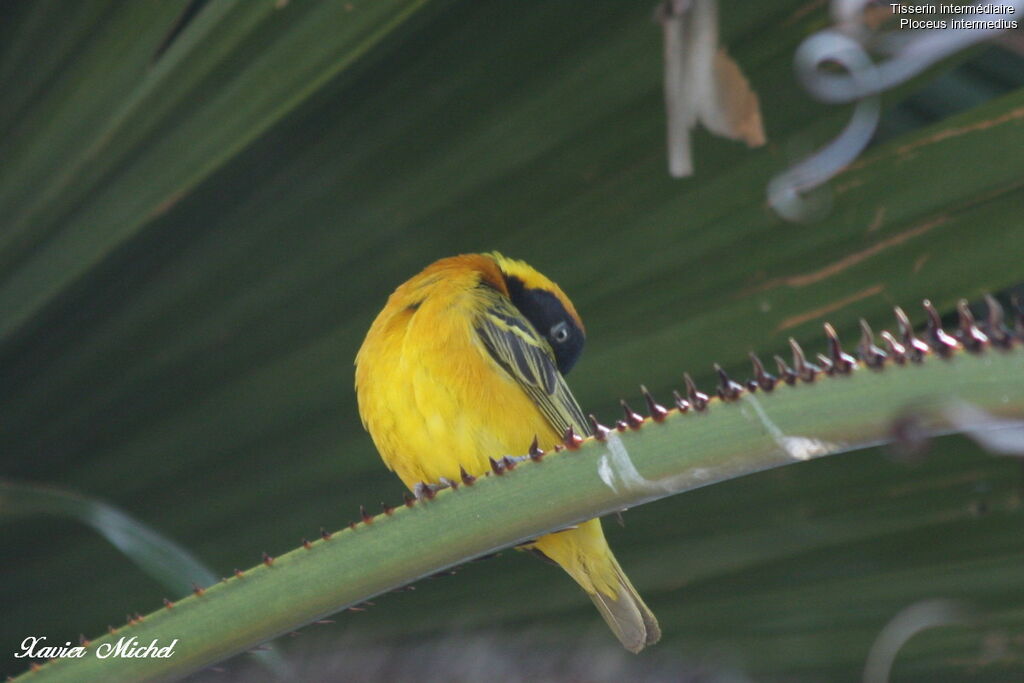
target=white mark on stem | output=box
[597,456,618,493]
[597,433,669,494]
[607,432,657,490]
[745,394,841,461]
[943,400,1024,456]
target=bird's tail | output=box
[530,518,660,653]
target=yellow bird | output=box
[355,252,660,652]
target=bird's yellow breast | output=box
[355,256,560,489]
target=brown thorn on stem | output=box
[321,527,333,540]
[684,373,709,410]
[501,455,519,470]
[614,419,628,431]
[563,425,584,449]
[402,493,415,508]
[640,385,669,422]
[381,501,395,515]
[588,414,611,441]
[816,353,834,374]
[880,330,907,364]
[489,457,506,475]
[672,389,690,412]
[108,626,117,635]
[553,443,565,452]
[262,552,274,567]
[359,505,373,524]
[79,634,91,647]
[192,583,205,597]
[820,348,839,375]
[894,306,929,362]
[619,399,644,429]
[714,364,744,400]
[774,355,797,385]
[858,319,887,369]
[922,299,959,356]
[415,481,437,500]
[234,568,245,578]
[460,465,477,485]
[955,299,989,352]
[788,338,821,382]
[528,436,546,461]
[439,476,458,491]
[163,598,174,609]
[983,294,1012,348]
[749,352,776,392]
[302,538,313,550]
[824,323,856,374]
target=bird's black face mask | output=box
[504,275,585,375]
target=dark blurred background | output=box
[2,1,1024,680]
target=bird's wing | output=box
[473,289,591,439]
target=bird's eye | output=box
[550,321,570,344]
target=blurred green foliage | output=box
[2,1,1023,680]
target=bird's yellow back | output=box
[355,254,561,488]
[355,253,660,652]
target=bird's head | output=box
[488,252,586,375]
